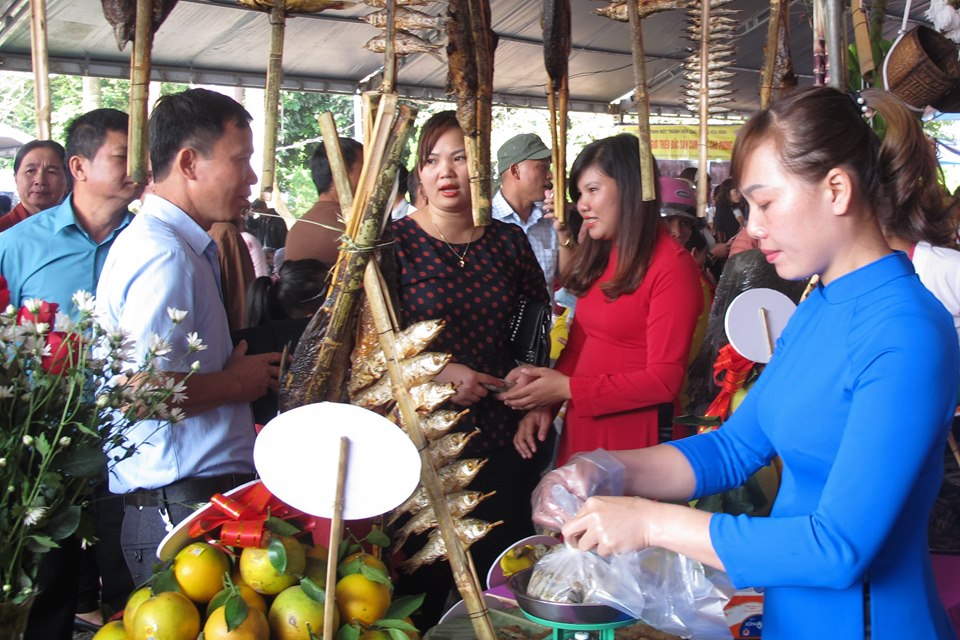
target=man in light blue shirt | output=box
[492,134,561,300]
[0,109,139,318]
[96,89,281,585]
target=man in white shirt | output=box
[492,134,557,298]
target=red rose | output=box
[42,331,79,376]
[0,275,8,311]
[17,300,59,328]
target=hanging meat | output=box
[543,0,570,222]
[101,0,178,50]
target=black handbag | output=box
[507,296,552,366]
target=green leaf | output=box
[385,593,425,621]
[363,529,391,548]
[336,623,361,640]
[360,563,392,588]
[60,444,108,478]
[387,629,411,640]
[35,433,51,456]
[25,535,59,551]
[337,539,351,563]
[376,618,419,633]
[300,577,326,603]
[207,588,231,614]
[149,567,181,594]
[224,592,249,632]
[268,535,289,574]
[266,516,301,536]
[46,504,81,540]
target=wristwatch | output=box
[559,236,576,248]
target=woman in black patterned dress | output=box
[391,111,549,623]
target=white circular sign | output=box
[254,402,421,520]
[724,288,797,363]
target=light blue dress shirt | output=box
[96,194,255,493]
[0,196,132,318]
[492,189,557,300]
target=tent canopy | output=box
[0,0,937,116]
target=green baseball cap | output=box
[497,133,551,175]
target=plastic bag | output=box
[527,448,734,638]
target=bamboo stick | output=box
[547,85,560,219]
[380,0,398,93]
[323,436,350,640]
[318,112,355,222]
[696,0,711,219]
[557,77,567,219]
[362,261,496,640]
[759,0,782,109]
[627,0,655,202]
[28,0,50,140]
[825,0,847,90]
[126,0,153,185]
[261,0,286,202]
[850,0,874,85]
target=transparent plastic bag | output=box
[531,449,626,532]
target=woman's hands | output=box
[434,362,506,406]
[499,366,572,410]
[513,407,554,459]
[561,496,658,556]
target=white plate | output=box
[724,288,796,363]
[253,402,421,521]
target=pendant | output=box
[458,258,465,267]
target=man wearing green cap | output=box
[493,133,557,299]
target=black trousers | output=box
[25,537,79,640]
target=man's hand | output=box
[225,340,281,402]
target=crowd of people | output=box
[2,84,959,638]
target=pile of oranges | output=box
[92,531,422,640]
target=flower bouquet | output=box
[0,276,201,605]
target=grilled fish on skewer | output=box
[350,318,445,394]
[428,430,480,468]
[364,31,445,57]
[364,0,437,5]
[399,518,503,573]
[351,352,452,409]
[409,381,457,412]
[387,458,488,524]
[390,408,469,441]
[361,6,446,30]
[593,0,686,22]
[393,490,494,548]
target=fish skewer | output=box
[393,490,494,548]
[390,407,470,441]
[387,458,488,524]
[361,6,446,30]
[399,518,503,573]
[350,318,445,394]
[543,0,570,223]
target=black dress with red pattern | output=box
[391,216,550,624]
[392,215,548,452]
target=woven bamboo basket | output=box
[885,26,960,109]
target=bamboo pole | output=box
[825,0,847,89]
[850,0,875,85]
[362,261,497,640]
[380,0,398,93]
[627,0,655,202]
[696,0,711,218]
[28,0,50,140]
[759,0,782,109]
[127,0,153,185]
[261,0,286,202]
[318,112,355,222]
[557,78,567,217]
[323,437,350,640]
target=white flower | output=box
[2,585,9,593]
[0,386,13,399]
[168,407,186,424]
[53,313,74,335]
[34,322,50,335]
[59,436,71,447]
[72,290,96,315]
[24,507,47,527]
[22,435,33,446]
[0,458,6,468]
[147,334,172,358]
[96,394,110,408]
[167,308,188,324]
[163,377,188,404]
[191,360,201,372]
[185,332,207,352]
[23,299,42,314]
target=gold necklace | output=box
[432,217,475,268]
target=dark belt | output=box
[122,473,257,509]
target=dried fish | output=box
[364,31,445,57]
[393,490,494,548]
[349,318,445,394]
[238,0,351,10]
[101,0,179,50]
[392,408,469,441]
[593,0,686,22]
[682,88,734,98]
[683,70,735,81]
[387,458,488,524]
[428,429,479,468]
[543,0,571,87]
[350,352,452,409]
[360,6,446,30]
[364,0,435,5]
[409,381,457,413]
[399,518,502,573]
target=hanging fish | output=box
[101,0,179,50]
[364,0,436,5]
[409,381,458,413]
[387,458,488,524]
[238,0,352,10]
[350,352,452,409]
[349,318,445,394]
[428,429,480,468]
[360,6,446,30]
[364,31,446,57]
[391,408,470,441]
[683,70,736,81]
[399,518,503,573]
[392,490,494,549]
[593,0,687,22]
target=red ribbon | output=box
[188,481,318,549]
[702,343,756,426]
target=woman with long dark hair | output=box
[502,134,703,465]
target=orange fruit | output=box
[303,544,329,588]
[130,591,201,640]
[91,620,127,640]
[268,584,339,640]
[335,573,391,627]
[122,586,152,637]
[403,616,421,640]
[338,551,388,577]
[359,632,390,640]
[240,534,306,595]
[203,605,270,640]
[173,541,231,603]
[206,584,268,618]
